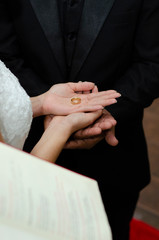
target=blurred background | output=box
[134,98,159,230]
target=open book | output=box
[0,142,112,240]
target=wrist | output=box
[31,124,69,162]
[31,94,44,117]
[55,120,73,139]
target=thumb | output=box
[68,81,95,92]
[104,127,119,146]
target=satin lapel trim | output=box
[30,0,67,77]
[70,0,116,81]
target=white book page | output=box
[0,143,112,240]
[0,224,46,240]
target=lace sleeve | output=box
[0,60,33,149]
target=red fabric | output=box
[130,218,159,240]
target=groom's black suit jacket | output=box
[1,0,159,193]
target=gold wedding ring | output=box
[71,97,81,105]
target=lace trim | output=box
[0,60,33,149]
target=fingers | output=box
[86,90,121,100]
[75,81,83,94]
[73,110,116,139]
[69,89,121,113]
[67,110,103,133]
[73,102,110,113]
[68,81,95,92]
[74,126,102,139]
[71,81,98,94]
[73,109,119,147]
[72,104,104,113]
[104,128,119,146]
[64,135,104,149]
[77,90,121,109]
[83,90,91,94]
[97,119,117,130]
[94,114,117,131]
[79,90,121,103]
[93,111,119,146]
[89,98,117,107]
[92,85,98,93]
[80,110,103,127]
[72,98,117,113]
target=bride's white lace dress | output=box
[0,60,32,149]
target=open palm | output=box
[42,82,120,115]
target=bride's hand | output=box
[31,110,103,163]
[40,82,120,116]
[44,110,103,136]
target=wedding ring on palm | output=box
[43,83,121,115]
[71,97,81,105]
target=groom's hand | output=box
[64,109,118,149]
[64,134,104,149]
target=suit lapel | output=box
[69,0,116,81]
[29,0,67,77]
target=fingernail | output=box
[112,99,117,103]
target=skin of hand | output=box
[65,134,104,149]
[41,81,120,150]
[69,83,119,148]
[31,110,103,162]
[31,82,120,117]
[64,109,119,149]
[44,109,118,150]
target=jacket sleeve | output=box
[0,1,47,96]
[107,0,159,123]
